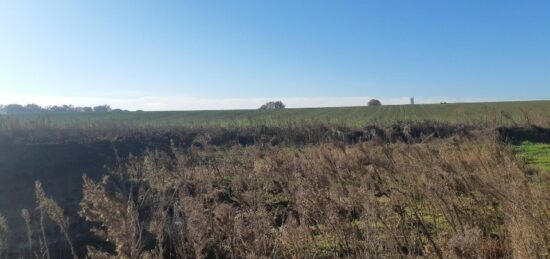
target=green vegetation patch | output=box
[513,141,550,171]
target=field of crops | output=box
[1,101,550,129]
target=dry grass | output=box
[35,181,77,259]
[0,212,9,259]
[2,122,550,258]
[74,135,550,258]
[79,176,144,259]
[21,209,33,258]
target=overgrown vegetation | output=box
[2,128,550,258]
[2,102,550,258]
[76,137,550,258]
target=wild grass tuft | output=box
[21,209,33,258]
[0,212,9,259]
[35,181,78,259]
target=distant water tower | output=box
[410,97,415,105]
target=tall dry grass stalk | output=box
[21,209,33,258]
[35,181,78,259]
[0,212,9,259]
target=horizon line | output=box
[0,95,547,112]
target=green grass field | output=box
[514,141,550,171]
[1,100,550,129]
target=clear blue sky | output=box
[1,1,549,110]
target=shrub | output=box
[259,101,285,110]
[368,99,382,106]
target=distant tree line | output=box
[0,104,126,114]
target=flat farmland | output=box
[1,100,550,129]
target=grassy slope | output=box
[2,100,550,129]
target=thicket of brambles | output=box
[0,119,549,258]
